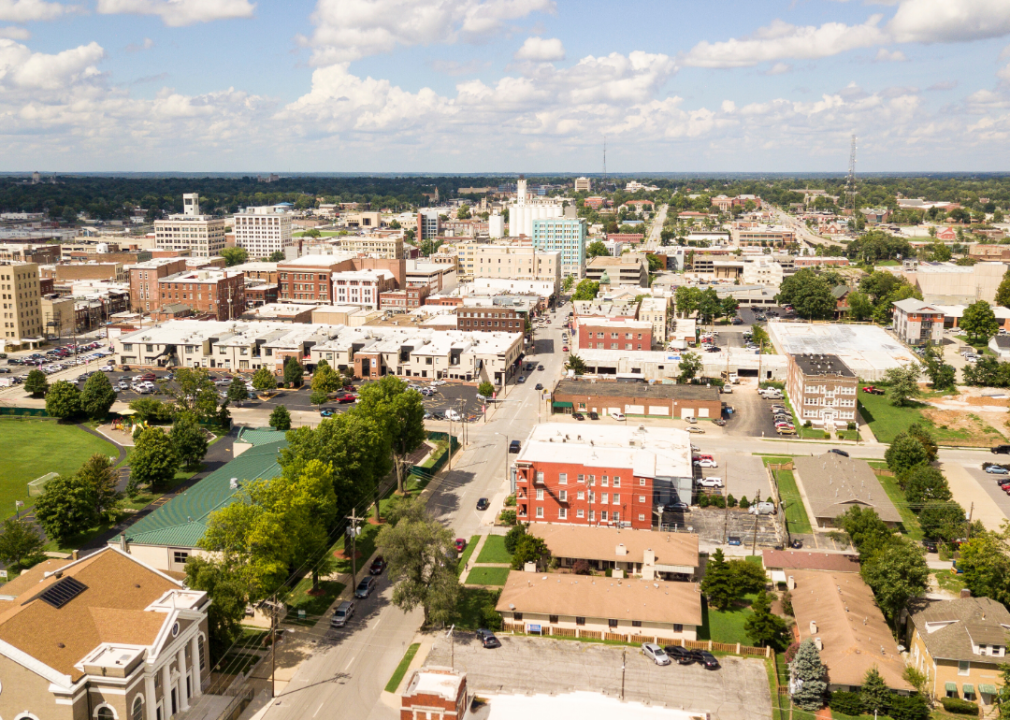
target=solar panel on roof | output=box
[39,576,87,609]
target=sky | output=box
[2,0,1010,173]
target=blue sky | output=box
[2,0,1010,172]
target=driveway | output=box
[425,634,772,720]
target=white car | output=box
[642,643,671,666]
[99,365,114,372]
[444,409,461,421]
[698,477,723,488]
[693,458,718,468]
[610,411,626,421]
[431,379,447,386]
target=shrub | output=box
[828,691,864,717]
[804,420,812,428]
[847,421,857,430]
[572,559,591,575]
[709,494,726,509]
[697,493,710,508]
[499,510,517,526]
[739,495,751,509]
[504,523,527,553]
[941,697,979,715]
[783,641,800,663]
[888,695,930,720]
[504,494,516,507]
[780,590,793,616]
[726,493,737,508]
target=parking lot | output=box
[426,634,772,720]
[965,464,1010,520]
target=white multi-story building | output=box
[741,258,784,288]
[331,269,395,309]
[574,177,592,192]
[233,205,294,259]
[508,176,563,237]
[531,217,587,278]
[488,213,505,239]
[154,194,227,257]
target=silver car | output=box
[642,642,671,666]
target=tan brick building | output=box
[785,353,858,428]
[0,261,44,345]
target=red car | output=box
[862,386,885,395]
[454,538,466,553]
[562,346,569,352]
[334,393,357,404]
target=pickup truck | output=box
[862,386,886,395]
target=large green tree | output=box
[283,357,304,388]
[572,279,600,301]
[220,247,248,267]
[700,549,737,611]
[357,377,426,495]
[744,590,789,650]
[130,426,179,491]
[678,351,702,382]
[226,377,249,405]
[903,465,951,509]
[184,556,248,662]
[840,507,896,561]
[45,380,82,419]
[510,535,551,571]
[791,639,828,710]
[885,432,929,476]
[170,412,209,470]
[883,364,922,407]
[81,372,117,419]
[34,474,98,546]
[0,517,44,570]
[252,367,277,392]
[860,667,891,715]
[996,266,1010,309]
[586,240,609,258]
[76,453,122,521]
[565,354,588,375]
[171,368,218,420]
[269,404,292,431]
[777,268,835,320]
[861,538,929,624]
[962,300,1000,343]
[24,368,48,397]
[918,501,967,544]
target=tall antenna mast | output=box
[845,133,857,217]
[603,135,607,189]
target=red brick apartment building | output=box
[400,669,467,720]
[785,353,858,429]
[277,255,406,303]
[577,319,652,351]
[513,423,694,530]
[455,305,522,332]
[379,285,431,311]
[128,257,188,312]
[157,269,245,321]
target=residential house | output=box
[792,453,902,530]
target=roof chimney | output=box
[961,588,972,599]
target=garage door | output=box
[626,405,644,415]
[648,406,670,416]
[681,408,695,418]
[697,408,709,418]
[608,407,621,415]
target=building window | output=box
[577,474,585,483]
[632,621,642,628]
[514,612,523,621]
[576,509,584,518]
[549,615,559,624]
[959,661,971,676]
[559,490,567,502]
[199,636,206,669]
[613,476,621,487]
[536,507,543,518]
[638,495,645,503]
[639,478,646,486]
[558,508,567,519]
[638,514,645,521]
[601,511,608,521]
[173,550,189,565]
[97,709,115,720]
[132,697,144,720]
[576,616,586,626]
[559,473,567,485]
[613,494,620,504]
[536,471,544,484]
[536,489,544,500]
[674,624,683,633]
[577,491,585,500]
[608,619,618,628]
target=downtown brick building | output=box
[513,424,694,530]
[455,305,523,332]
[157,269,246,321]
[576,318,652,351]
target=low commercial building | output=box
[496,571,702,641]
[906,594,1010,706]
[528,524,698,580]
[336,232,404,259]
[576,318,652,351]
[792,453,902,530]
[768,322,917,382]
[892,298,945,346]
[157,269,246,321]
[401,669,468,720]
[455,304,523,333]
[551,378,720,420]
[731,226,795,246]
[0,546,210,720]
[513,423,694,529]
[128,257,189,313]
[786,353,858,428]
[380,285,431,311]
[585,256,648,287]
[790,570,911,692]
[576,347,788,383]
[242,302,319,323]
[154,194,227,257]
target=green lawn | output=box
[475,535,512,564]
[466,567,510,586]
[870,466,924,541]
[696,594,757,645]
[385,643,420,693]
[768,465,812,535]
[857,390,1000,446]
[284,579,345,626]
[456,535,480,576]
[933,569,967,595]
[455,587,502,631]
[0,419,117,519]
[214,651,262,676]
[234,626,270,649]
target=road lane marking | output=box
[344,654,356,670]
[313,702,325,717]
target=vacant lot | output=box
[858,391,1003,446]
[0,419,117,519]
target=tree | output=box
[791,639,828,710]
[185,556,249,662]
[957,530,1010,607]
[840,507,896,561]
[76,452,121,520]
[80,372,117,420]
[311,362,341,395]
[918,501,967,543]
[226,377,249,405]
[24,369,48,397]
[962,300,999,343]
[128,398,175,423]
[252,367,277,392]
[45,380,82,419]
[510,534,551,571]
[997,662,1010,719]
[268,250,285,262]
[478,381,495,398]
[572,279,600,301]
[996,267,1010,309]
[171,412,208,470]
[504,523,527,554]
[860,666,891,715]
[700,549,737,611]
[565,354,588,376]
[847,290,874,321]
[678,351,702,382]
[861,538,929,624]
[377,502,460,627]
[777,269,836,320]
[586,240,609,258]
[907,423,938,463]
[922,343,956,392]
[220,247,248,267]
[130,427,179,491]
[269,405,292,431]
[34,474,98,546]
[0,517,44,571]
[356,376,425,495]
[283,357,304,388]
[456,204,471,219]
[883,364,922,407]
[561,275,575,292]
[675,286,702,318]
[885,431,930,475]
[743,590,789,650]
[904,465,951,508]
[171,367,218,420]
[728,558,769,594]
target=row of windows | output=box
[534,488,636,504]
[539,473,626,487]
[533,506,629,522]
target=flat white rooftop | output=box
[768,322,916,380]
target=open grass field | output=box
[857,390,1001,446]
[0,419,117,519]
[475,535,512,564]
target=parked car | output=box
[829,449,849,458]
[319,408,334,418]
[537,365,544,371]
[99,364,114,372]
[691,650,721,670]
[998,477,1010,487]
[588,411,599,420]
[665,502,690,511]
[693,458,718,468]
[922,540,938,554]
[727,536,742,546]
[334,393,357,404]
[476,497,490,511]
[534,383,543,391]
[776,427,796,435]
[517,376,526,384]
[862,386,886,395]
[610,411,626,421]
[509,439,521,453]
[572,412,585,421]
[749,501,777,515]
[562,346,569,352]
[986,465,1010,475]
[476,629,501,649]
[331,601,354,628]
[354,576,376,599]
[687,426,705,434]
[455,538,467,553]
[369,557,387,575]
[993,445,1010,454]
[642,643,671,666]
[698,477,723,488]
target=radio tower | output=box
[845,133,857,216]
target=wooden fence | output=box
[873,468,895,477]
[766,462,794,471]
[500,624,772,658]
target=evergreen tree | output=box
[791,639,828,710]
[0,517,44,570]
[283,357,304,387]
[270,404,292,431]
[700,548,737,611]
[76,453,122,521]
[860,666,891,715]
[170,412,209,470]
[744,590,789,650]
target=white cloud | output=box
[514,36,564,61]
[875,48,906,61]
[0,0,71,22]
[765,62,791,75]
[888,0,1010,44]
[926,80,957,91]
[683,17,887,68]
[0,38,103,90]
[96,0,254,26]
[300,0,554,65]
[0,25,29,39]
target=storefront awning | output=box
[945,682,958,693]
[552,401,573,408]
[980,684,997,695]
[963,684,974,695]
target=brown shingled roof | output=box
[529,524,698,569]
[762,550,860,573]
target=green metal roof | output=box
[114,439,287,549]
[980,684,997,695]
[236,427,289,447]
[946,682,958,692]
[963,684,974,694]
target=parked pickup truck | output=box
[862,386,886,395]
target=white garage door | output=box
[681,408,695,418]
[608,407,621,415]
[648,406,670,416]
[697,407,710,418]
[626,405,644,415]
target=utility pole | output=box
[620,649,626,701]
[270,592,278,698]
[751,507,760,556]
[447,416,453,470]
[346,510,362,587]
[447,624,456,670]
[757,340,764,384]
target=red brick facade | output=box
[156,271,245,321]
[577,321,651,351]
[129,258,188,313]
[380,285,431,311]
[400,670,467,720]
[455,306,522,332]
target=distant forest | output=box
[2,173,1009,222]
